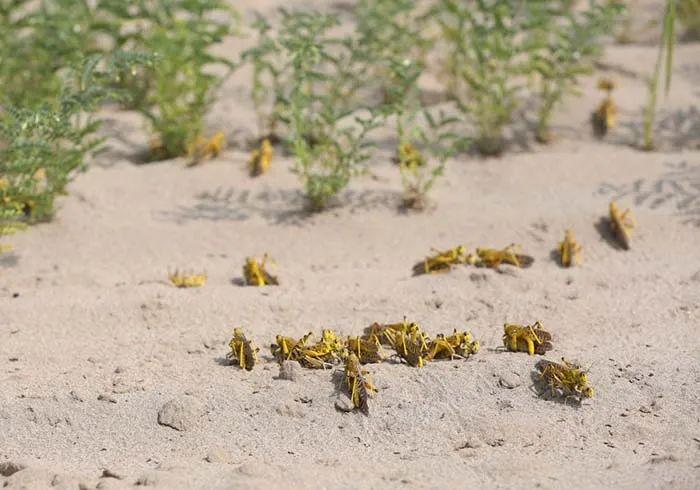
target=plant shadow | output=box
[157,186,402,226]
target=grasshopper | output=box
[503,322,553,356]
[608,201,635,249]
[592,78,617,137]
[248,138,273,177]
[344,353,377,415]
[227,328,259,371]
[243,254,279,286]
[536,358,594,403]
[427,329,480,361]
[168,270,207,288]
[346,336,384,364]
[270,334,301,362]
[383,326,429,368]
[413,246,468,275]
[187,131,226,165]
[362,318,422,346]
[558,229,582,267]
[470,244,534,269]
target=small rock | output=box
[498,373,521,389]
[276,361,299,381]
[157,396,204,431]
[0,460,25,477]
[236,462,267,477]
[204,449,228,463]
[114,366,125,374]
[334,395,354,413]
[458,437,483,450]
[469,272,489,283]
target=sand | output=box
[1,1,699,488]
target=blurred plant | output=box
[643,0,677,151]
[241,15,284,140]
[354,0,431,98]
[0,0,100,108]
[678,0,700,39]
[96,0,239,160]
[275,11,382,211]
[381,59,464,210]
[528,1,624,143]
[432,0,531,156]
[0,54,145,223]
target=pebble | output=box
[157,396,204,431]
[277,361,299,381]
[498,373,521,389]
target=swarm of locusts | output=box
[215,200,640,411]
[224,319,479,414]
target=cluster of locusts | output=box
[209,199,636,414]
[225,318,593,415]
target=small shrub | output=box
[432,0,530,156]
[0,54,143,223]
[275,11,382,211]
[97,0,239,160]
[381,59,464,210]
[528,1,624,143]
[0,0,99,108]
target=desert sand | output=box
[1,1,699,488]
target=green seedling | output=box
[96,0,239,160]
[432,0,529,156]
[274,11,382,211]
[0,54,145,223]
[528,1,623,143]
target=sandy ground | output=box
[1,1,700,488]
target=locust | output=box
[248,138,273,177]
[558,229,582,267]
[243,254,279,286]
[168,270,207,288]
[608,201,635,249]
[344,353,377,415]
[383,325,430,368]
[346,336,384,364]
[362,318,422,346]
[227,328,259,371]
[270,334,301,362]
[412,246,468,275]
[188,131,226,165]
[397,142,425,169]
[536,358,594,403]
[592,78,617,137]
[469,245,534,269]
[503,322,553,356]
[271,330,343,369]
[297,329,345,369]
[427,329,480,361]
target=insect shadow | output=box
[594,217,626,251]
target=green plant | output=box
[274,11,382,211]
[242,15,285,140]
[643,0,678,151]
[0,0,100,108]
[354,0,431,96]
[679,0,700,39]
[381,59,464,210]
[433,0,531,156]
[96,0,239,159]
[0,54,143,223]
[528,1,624,143]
